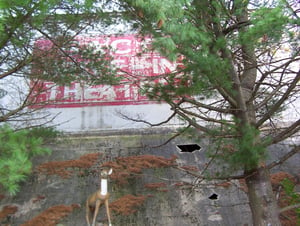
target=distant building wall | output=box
[1,35,298,132]
[47,103,181,132]
[31,35,182,132]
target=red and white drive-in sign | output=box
[31,35,179,108]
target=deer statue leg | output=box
[105,198,112,226]
[86,200,92,226]
[92,199,101,226]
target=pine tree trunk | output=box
[245,166,281,226]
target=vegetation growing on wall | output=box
[20,204,80,226]
[99,155,179,218]
[37,153,102,178]
[34,153,178,219]
[144,182,168,192]
[110,194,148,216]
[101,155,177,185]
[271,172,300,226]
[0,205,18,221]
[1,146,299,225]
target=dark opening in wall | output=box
[208,193,218,200]
[177,144,201,153]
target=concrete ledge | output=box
[62,126,179,137]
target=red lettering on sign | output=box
[30,35,180,108]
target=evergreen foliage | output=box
[0,0,119,85]
[104,0,299,224]
[0,125,51,195]
[0,0,299,224]
[111,0,299,170]
[281,178,300,223]
[0,0,121,126]
[32,38,118,86]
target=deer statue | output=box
[86,167,113,226]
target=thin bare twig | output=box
[267,145,300,169]
[150,124,191,148]
[280,203,300,213]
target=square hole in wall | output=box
[209,193,219,200]
[177,144,201,153]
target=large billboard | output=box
[31,35,179,108]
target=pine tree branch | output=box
[34,28,96,78]
[252,54,300,101]
[282,0,300,20]
[222,21,252,35]
[269,120,300,145]
[0,80,58,125]
[267,145,300,169]
[215,85,238,108]
[0,56,32,79]
[173,103,232,126]
[0,6,37,49]
[116,110,177,127]
[253,56,300,100]
[172,108,214,135]
[280,203,300,213]
[256,70,300,127]
[0,97,30,122]
[254,84,282,110]
[170,103,231,137]
[150,124,192,148]
[182,97,233,114]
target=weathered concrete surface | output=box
[0,129,298,226]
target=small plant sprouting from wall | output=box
[180,165,200,172]
[110,194,148,216]
[280,178,300,226]
[37,153,102,178]
[101,155,178,186]
[0,205,18,220]
[144,182,168,192]
[270,172,300,226]
[20,204,80,226]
